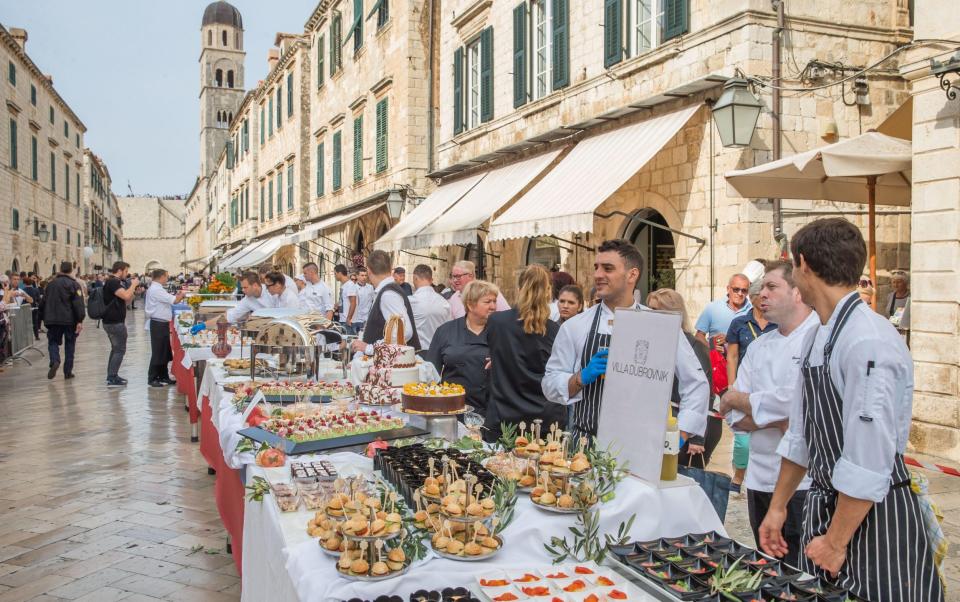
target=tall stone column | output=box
[901,3,960,461]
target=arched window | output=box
[235,32,240,49]
[222,30,227,47]
[208,30,212,46]
[228,112,233,125]
[215,69,223,87]
[227,70,234,88]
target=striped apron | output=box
[799,295,943,602]
[573,304,612,441]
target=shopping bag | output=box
[709,348,729,396]
[678,452,731,522]
[910,470,948,587]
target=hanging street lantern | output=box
[385,190,404,220]
[711,78,764,148]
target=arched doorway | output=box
[462,235,487,280]
[11,258,19,274]
[525,237,562,271]
[624,208,676,302]
[32,261,39,277]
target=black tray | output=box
[238,425,428,455]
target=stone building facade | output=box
[81,150,123,273]
[0,25,89,277]
[900,4,960,461]
[412,0,912,309]
[118,196,185,276]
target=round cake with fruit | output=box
[401,382,467,414]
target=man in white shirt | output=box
[718,260,816,568]
[300,262,334,320]
[334,264,359,331]
[542,239,709,441]
[257,264,296,291]
[144,268,186,387]
[409,264,450,350]
[264,271,301,309]
[448,260,510,319]
[759,219,942,602]
[354,267,375,331]
[350,250,420,354]
[192,272,272,331]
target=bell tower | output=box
[199,1,245,178]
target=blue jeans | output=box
[47,324,77,374]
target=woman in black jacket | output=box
[484,265,563,441]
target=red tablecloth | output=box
[169,322,200,427]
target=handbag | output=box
[678,451,731,523]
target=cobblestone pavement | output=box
[0,310,239,601]
[1,309,958,600]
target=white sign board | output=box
[596,308,680,486]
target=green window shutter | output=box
[7,61,13,85]
[287,73,294,117]
[552,0,570,89]
[353,116,363,182]
[8,119,16,169]
[317,142,325,196]
[65,164,69,200]
[226,140,235,169]
[31,136,37,180]
[347,0,363,52]
[277,171,283,212]
[603,0,623,68]
[480,27,494,123]
[30,85,35,106]
[330,16,343,75]
[268,97,274,136]
[260,107,265,144]
[375,98,388,173]
[317,35,325,87]
[453,47,464,135]
[512,3,527,108]
[268,180,274,218]
[276,87,283,129]
[260,184,265,221]
[12,208,18,230]
[245,188,250,219]
[50,152,55,191]
[75,173,79,205]
[662,0,689,41]
[287,164,294,209]
[333,131,342,191]
[243,119,249,152]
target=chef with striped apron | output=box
[772,292,943,601]
[542,239,709,443]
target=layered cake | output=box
[357,343,420,405]
[401,382,466,414]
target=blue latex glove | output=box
[580,349,608,385]
[190,323,207,335]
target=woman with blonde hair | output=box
[647,288,721,468]
[425,279,499,417]
[484,265,565,440]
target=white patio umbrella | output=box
[725,131,911,307]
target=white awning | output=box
[374,174,486,251]
[284,203,385,246]
[219,240,266,270]
[222,237,286,270]
[488,104,701,241]
[411,150,562,249]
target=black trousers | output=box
[148,319,172,382]
[748,487,808,569]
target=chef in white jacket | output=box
[542,239,708,442]
[264,270,301,309]
[190,272,273,333]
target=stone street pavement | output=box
[1,308,959,601]
[0,310,239,602]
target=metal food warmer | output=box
[249,314,346,381]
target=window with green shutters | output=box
[375,98,388,173]
[332,131,342,191]
[30,136,36,180]
[317,35,325,88]
[30,84,36,106]
[287,164,294,209]
[260,183,265,221]
[330,15,343,76]
[453,47,464,135]
[604,0,623,68]
[480,27,493,123]
[512,3,526,108]
[75,173,79,205]
[350,0,364,53]
[374,0,389,28]
[11,208,18,231]
[353,116,363,182]
[243,119,249,152]
[456,27,494,134]
[64,121,68,138]
[51,224,56,241]
[552,0,570,89]
[276,87,283,129]
[8,119,16,169]
[287,72,294,118]
[268,96,274,137]
[268,180,274,219]
[65,164,69,200]
[277,171,283,212]
[316,142,325,196]
[50,151,55,192]
[245,187,250,220]
[7,61,14,86]
[662,0,688,41]
[260,105,266,144]
[49,106,54,124]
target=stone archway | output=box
[619,205,678,302]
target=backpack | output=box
[87,286,109,320]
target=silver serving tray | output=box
[430,535,504,562]
[336,559,411,582]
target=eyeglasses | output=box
[859,278,873,287]
[450,273,470,280]
[730,287,749,294]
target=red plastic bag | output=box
[709,348,728,396]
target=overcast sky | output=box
[2,0,314,197]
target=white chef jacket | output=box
[356,283,375,322]
[226,286,273,323]
[339,281,359,322]
[144,281,176,322]
[727,311,818,493]
[274,284,301,309]
[410,285,451,350]
[359,277,414,356]
[300,280,334,314]
[777,292,914,503]
[542,301,710,436]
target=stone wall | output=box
[119,196,186,275]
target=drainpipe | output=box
[771,0,784,239]
[426,0,437,174]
